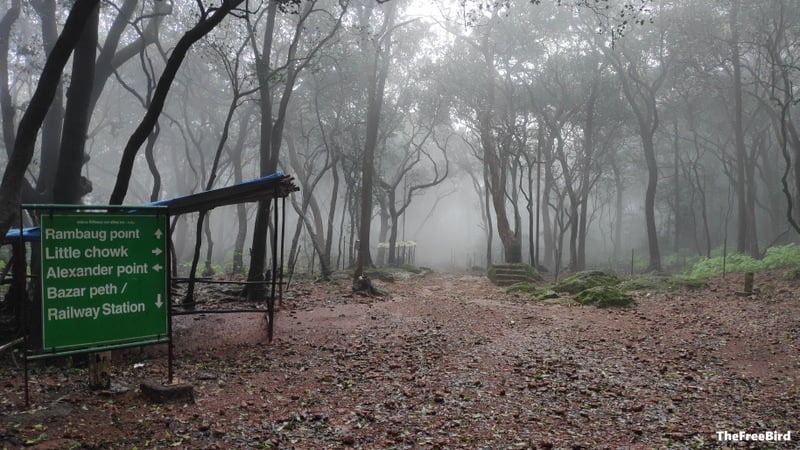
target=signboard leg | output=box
[89,351,111,389]
[23,335,29,407]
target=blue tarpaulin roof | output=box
[6,173,298,243]
[144,172,298,215]
[4,227,40,242]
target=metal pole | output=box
[166,210,174,384]
[23,334,29,407]
[19,204,29,406]
[268,197,279,342]
[279,196,286,305]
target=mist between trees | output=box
[1,0,798,282]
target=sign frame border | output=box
[22,204,172,359]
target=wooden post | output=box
[88,351,111,389]
[743,271,754,294]
[630,249,635,275]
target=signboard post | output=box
[38,209,169,353]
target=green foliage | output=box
[553,271,621,294]
[762,243,800,269]
[687,244,800,278]
[618,275,708,291]
[689,253,761,278]
[505,282,538,293]
[574,286,636,308]
[661,252,702,273]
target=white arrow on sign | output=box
[152,264,163,272]
[155,294,163,309]
[155,229,163,239]
[152,248,163,256]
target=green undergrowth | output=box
[687,243,800,278]
[618,275,708,291]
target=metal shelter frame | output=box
[144,172,298,341]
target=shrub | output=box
[618,275,708,291]
[763,244,800,269]
[689,253,762,278]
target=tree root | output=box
[352,275,386,297]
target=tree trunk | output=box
[247,0,343,294]
[53,3,98,204]
[0,0,100,244]
[376,197,389,266]
[610,155,624,262]
[109,0,244,205]
[730,0,751,257]
[541,142,555,269]
[642,132,661,272]
[30,0,64,200]
[577,82,598,271]
[90,0,168,113]
[325,161,340,271]
[0,0,21,155]
[483,160,494,267]
[355,2,396,278]
[672,119,681,253]
[229,111,252,275]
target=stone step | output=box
[488,264,540,286]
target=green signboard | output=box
[40,211,168,351]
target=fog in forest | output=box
[1,0,799,280]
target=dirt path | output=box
[2,271,799,448]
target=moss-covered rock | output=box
[505,282,539,294]
[530,288,560,302]
[553,270,621,294]
[617,277,661,292]
[330,270,354,281]
[399,264,423,274]
[574,286,636,308]
[667,277,708,290]
[364,269,396,282]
